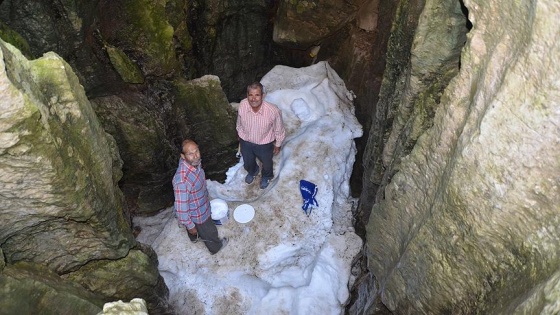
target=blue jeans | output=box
[240,139,274,179]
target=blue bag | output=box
[299,180,318,216]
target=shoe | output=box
[220,237,228,250]
[212,237,228,255]
[260,177,271,189]
[245,166,259,184]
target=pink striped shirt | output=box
[236,99,286,146]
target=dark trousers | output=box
[240,139,274,179]
[188,218,222,254]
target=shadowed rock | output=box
[273,0,357,49]
[171,75,238,180]
[357,0,560,313]
[0,39,170,314]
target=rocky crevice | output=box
[1,0,559,314]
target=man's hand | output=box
[273,146,281,155]
[187,226,198,235]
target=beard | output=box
[188,158,201,167]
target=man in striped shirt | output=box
[172,139,227,255]
[236,82,286,189]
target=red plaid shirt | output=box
[236,99,286,146]
[172,159,210,229]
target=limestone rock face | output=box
[321,0,400,198]
[188,0,295,100]
[0,40,170,313]
[0,0,124,94]
[0,0,296,213]
[273,0,357,48]
[97,0,179,78]
[0,39,132,273]
[0,262,104,314]
[358,0,560,313]
[91,91,178,214]
[62,246,169,313]
[171,75,238,180]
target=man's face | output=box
[247,88,263,108]
[181,142,201,167]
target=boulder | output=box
[273,0,357,48]
[0,262,104,315]
[100,298,149,315]
[63,246,170,314]
[171,75,238,180]
[97,0,178,78]
[0,39,133,273]
[0,39,170,313]
[91,91,177,214]
[357,0,560,313]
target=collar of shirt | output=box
[242,100,267,115]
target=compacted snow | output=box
[134,62,363,315]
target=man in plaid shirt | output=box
[172,139,227,254]
[236,82,286,189]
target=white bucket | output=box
[210,198,229,225]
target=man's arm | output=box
[236,100,247,139]
[174,182,195,229]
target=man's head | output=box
[247,82,264,110]
[181,139,201,167]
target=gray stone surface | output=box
[91,92,177,214]
[359,0,560,313]
[0,262,104,315]
[0,39,132,272]
[273,0,357,48]
[0,39,170,314]
[171,75,238,180]
[0,0,293,214]
[62,247,170,314]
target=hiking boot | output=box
[245,166,259,184]
[212,237,228,255]
[189,233,198,243]
[260,177,271,189]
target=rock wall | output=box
[0,39,171,314]
[2,0,558,313]
[356,0,560,313]
[0,0,282,213]
[273,0,357,48]
[0,0,386,213]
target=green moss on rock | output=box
[62,249,167,312]
[0,262,104,315]
[171,75,238,180]
[106,46,144,84]
[173,75,237,145]
[119,0,178,76]
[0,22,33,59]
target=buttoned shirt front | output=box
[172,158,210,229]
[236,99,286,147]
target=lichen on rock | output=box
[0,39,170,313]
[171,75,238,180]
[361,0,560,313]
[106,46,144,84]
